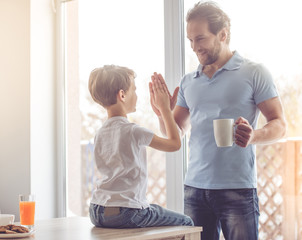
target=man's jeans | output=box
[89,203,193,228]
[184,185,259,240]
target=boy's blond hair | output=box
[88,65,135,107]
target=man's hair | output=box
[88,65,135,107]
[186,1,231,44]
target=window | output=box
[63,1,302,238]
[66,0,169,217]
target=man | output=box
[149,1,286,240]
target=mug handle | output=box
[232,123,237,143]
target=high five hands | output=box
[150,76,170,113]
[149,72,179,116]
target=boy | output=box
[88,65,193,228]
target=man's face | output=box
[187,19,222,66]
[125,77,137,113]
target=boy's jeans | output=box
[184,185,259,240]
[89,203,193,228]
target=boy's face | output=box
[125,77,137,113]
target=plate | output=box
[0,229,35,239]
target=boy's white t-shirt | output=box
[90,116,154,209]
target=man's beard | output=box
[197,38,221,66]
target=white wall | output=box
[0,0,57,220]
[0,0,31,218]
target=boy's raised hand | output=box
[148,73,181,152]
[151,77,170,113]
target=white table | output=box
[28,217,202,240]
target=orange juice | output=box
[19,201,35,225]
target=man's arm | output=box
[235,97,287,147]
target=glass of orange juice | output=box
[19,194,35,230]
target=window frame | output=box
[58,0,187,216]
[164,0,186,213]
[56,0,67,217]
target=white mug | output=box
[0,214,15,225]
[213,119,236,147]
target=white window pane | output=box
[66,0,166,216]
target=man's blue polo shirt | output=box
[177,51,278,189]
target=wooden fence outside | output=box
[81,139,302,240]
[256,139,302,240]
